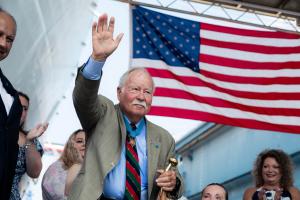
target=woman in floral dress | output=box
[9,92,48,200]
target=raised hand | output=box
[26,122,49,141]
[91,14,123,61]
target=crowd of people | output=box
[200,149,300,200]
[0,6,299,200]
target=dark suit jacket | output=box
[0,68,22,200]
[69,73,183,200]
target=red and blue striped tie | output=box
[124,124,141,200]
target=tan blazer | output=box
[68,73,183,200]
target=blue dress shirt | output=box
[81,57,104,80]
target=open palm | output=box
[91,14,123,61]
[26,122,49,141]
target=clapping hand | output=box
[26,122,49,141]
[258,188,283,200]
[91,14,123,61]
[274,188,283,200]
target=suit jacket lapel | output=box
[116,104,127,147]
[147,121,161,198]
[0,94,7,121]
[0,68,16,95]
[7,93,21,125]
[0,69,8,119]
[0,68,21,124]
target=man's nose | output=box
[136,90,146,99]
[0,36,7,48]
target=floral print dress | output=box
[9,139,43,200]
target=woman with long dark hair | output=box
[9,92,48,200]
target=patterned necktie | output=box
[124,123,141,200]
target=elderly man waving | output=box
[69,14,184,200]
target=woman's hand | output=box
[258,188,282,200]
[26,122,49,141]
[257,189,266,200]
[70,143,84,164]
[274,188,283,200]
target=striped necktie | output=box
[124,123,141,200]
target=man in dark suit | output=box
[0,8,23,200]
[69,14,183,199]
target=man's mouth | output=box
[132,100,147,108]
[134,104,145,108]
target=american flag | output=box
[131,6,300,134]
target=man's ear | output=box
[117,87,121,101]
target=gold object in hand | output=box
[158,158,178,200]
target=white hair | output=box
[118,67,155,89]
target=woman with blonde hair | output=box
[243,149,300,200]
[42,129,86,200]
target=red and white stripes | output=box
[131,21,300,134]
